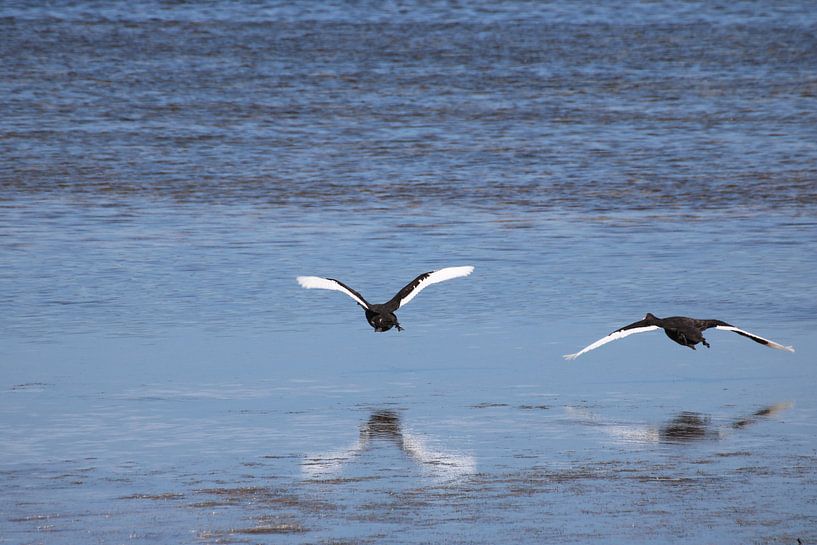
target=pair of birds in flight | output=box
[296,266,795,358]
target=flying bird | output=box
[296,266,474,332]
[564,313,794,360]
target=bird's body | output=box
[648,314,720,349]
[564,313,794,360]
[365,304,402,332]
[297,266,474,332]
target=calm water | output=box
[2,1,817,543]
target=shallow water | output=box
[2,1,817,544]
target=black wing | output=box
[383,266,474,312]
[713,324,794,352]
[384,271,431,312]
[296,276,370,309]
[695,319,732,331]
[618,317,659,332]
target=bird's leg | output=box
[396,323,404,332]
[702,338,710,348]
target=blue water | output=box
[2,1,817,543]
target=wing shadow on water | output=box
[565,402,793,444]
[301,409,476,481]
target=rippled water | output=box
[2,1,817,544]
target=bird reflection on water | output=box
[566,402,793,444]
[302,410,476,480]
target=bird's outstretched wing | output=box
[563,318,660,360]
[713,325,795,352]
[384,266,474,311]
[694,318,732,331]
[296,276,370,309]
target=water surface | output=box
[2,1,817,543]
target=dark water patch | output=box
[715,451,753,457]
[53,466,96,477]
[9,382,51,391]
[198,486,270,498]
[120,492,184,501]
[189,500,231,509]
[196,486,337,512]
[229,522,308,535]
[660,412,714,442]
[304,476,382,485]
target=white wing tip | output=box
[439,265,474,277]
[760,340,796,353]
[563,353,580,361]
[296,275,325,288]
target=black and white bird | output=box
[564,313,795,360]
[296,266,474,332]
